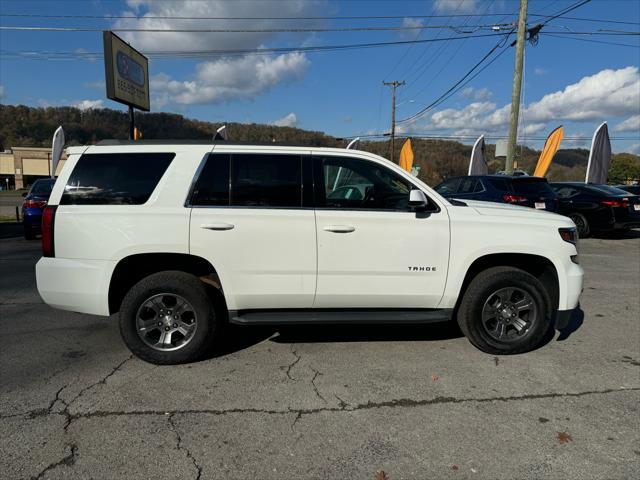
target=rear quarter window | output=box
[60,152,175,205]
[511,179,555,195]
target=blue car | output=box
[22,178,55,239]
[434,175,559,212]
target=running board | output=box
[228,308,453,325]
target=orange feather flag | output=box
[399,138,414,173]
[533,126,563,177]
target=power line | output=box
[0,24,516,33]
[0,31,512,60]
[540,0,593,25]
[349,133,640,141]
[543,33,640,48]
[398,30,515,125]
[0,12,636,24]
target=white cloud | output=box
[400,17,424,40]
[151,52,308,106]
[460,86,492,101]
[82,80,105,91]
[115,0,321,108]
[406,66,640,136]
[74,99,104,110]
[0,85,4,99]
[534,67,548,76]
[433,0,479,14]
[115,0,325,53]
[614,114,640,133]
[628,143,640,154]
[272,112,298,127]
[521,123,547,135]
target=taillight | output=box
[601,199,628,208]
[24,199,48,209]
[42,205,57,257]
[503,194,528,203]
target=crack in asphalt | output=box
[29,443,77,480]
[167,413,203,480]
[309,367,327,403]
[47,386,640,424]
[283,348,301,381]
[4,386,639,423]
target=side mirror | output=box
[409,189,428,210]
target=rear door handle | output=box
[200,223,235,231]
[323,225,355,233]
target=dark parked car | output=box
[434,175,559,212]
[614,184,640,196]
[22,178,55,239]
[550,182,640,237]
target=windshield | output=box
[30,179,55,195]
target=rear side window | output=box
[458,178,483,194]
[30,179,55,195]
[487,177,511,191]
[232,154,302,207]
[61,153,174,205]
[511,179,555,195]
[190,153,302,208]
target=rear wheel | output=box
[457,267,552,355]
[569,213,590,238]
[119,271,218,364]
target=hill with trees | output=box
[1,104,637,185]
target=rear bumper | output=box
[23,212,42,230]
[36,257,113,316]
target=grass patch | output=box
[0,215,20,223]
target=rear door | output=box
[189,150,317,311]
[312,154,450,308]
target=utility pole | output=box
[383,80,405,163]
[505,0,528,173]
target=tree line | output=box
[0,105,637,185]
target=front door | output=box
[189,151,316,311]
[312,154,450,308]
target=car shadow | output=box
[592,229,640,240]
[270,321,464,344]
[556,306,585,341]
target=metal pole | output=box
[128,105,135,140]
[383,80,405,163]
[505,0,528,173]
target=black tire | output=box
[569,213,590,238]
[24,230,36,240]
[119,271,218,364]
[457,267,552,355]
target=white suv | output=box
[36,141,583,364]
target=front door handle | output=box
[323,225,355,233]
[201,223,235,231]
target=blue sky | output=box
[0,0,639,153]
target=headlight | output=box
[559,227,578,245]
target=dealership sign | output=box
[103,31,150,111]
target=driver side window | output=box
[317,156,412,210]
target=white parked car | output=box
[36,141,583,364]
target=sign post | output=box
[103,31,150,139]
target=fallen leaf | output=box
[432,374,440,382]
[452,465,459,471]
[374,470,389,480]
[557,431,573,444]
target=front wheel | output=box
[119,271,218,364]
[457,267,552,355]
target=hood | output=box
[455,199,568,222]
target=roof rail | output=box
[94,139,337,147]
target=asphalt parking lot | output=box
[1,233,639,480]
